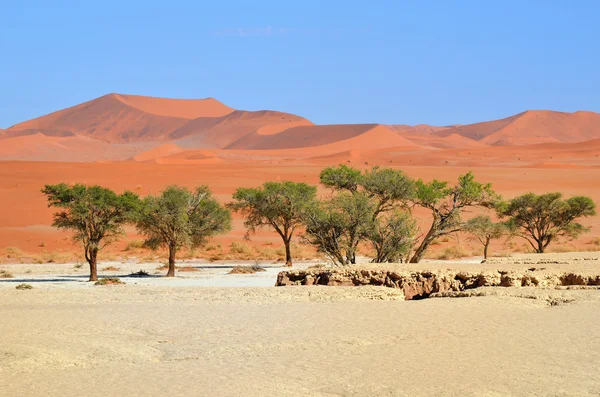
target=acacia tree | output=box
[464,216,509,259]
[41,183,140,281]
[228,181,317,266]
[137,185,231,277]
[305,165,415,265]
[497,192,596,253]
[368,211,417,263]
[410,172,499,263]
[303,192,375,265]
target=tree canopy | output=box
[497,192,596,253]
[228,181,317,265]
[464,215,509,259]
[410,172,499,263]
[41,183,140,281]
[137,185,231,276]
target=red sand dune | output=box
[436,110,600,145]
[170,110,313,149]
[132,144,186,162]
[113,94,234,119]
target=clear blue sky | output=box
[1,0,599,128]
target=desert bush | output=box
[590,237,600,247]
[74,263,84,269]
[129,270,150,277]
[94,277,125,286]
[0,269,14,278]
[178,266,199,272]
[123,240,144,251]
[15,283,33,290]
[432,246,469,260]
[102,266,120,271]
[229,264,266,274]
[4,247,25,260]
[229,242,255,259]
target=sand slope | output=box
[436,110,600,145]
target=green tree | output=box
[410,172,499,263]
[137,186,231,277]
[311,165,416,265]
[464,216,509,259]
[41,183,140,281]
[368,211,417,263]
[228,181,317,266]
[303,192,376,265]
[497,193,596,253]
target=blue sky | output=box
[1,0,599,128]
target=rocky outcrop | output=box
[276,268,600,300]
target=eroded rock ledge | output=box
[276,267,600,300]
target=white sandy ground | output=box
[1,253,600,397]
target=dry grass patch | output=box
[123,240,144,251]
[178,266,199,272]
[3,247,26,260]
[15,283,33,290]
[94,277,125,286]
[0,269,14,278]
[432,246,469,260]
[229,265,266,274]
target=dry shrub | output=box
[229,242,254,257]
[102,266,120,271]
[95,277,125,286]
[129,270,150,277]
[123,240,144,251]
[229,265,266,274]
[16,283,33,290]
[37,251,72,264]
[178,266,199,272]
[589,237,600,247]
[547,244,577,253]
[4,247,25,260]
[208,253,223,262]
[203,243,221,252]
[433,246,469,260]
[0,269,14,278]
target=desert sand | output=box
[1,253,600,396]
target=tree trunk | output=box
[536,238,545,253]
[483,240,489,259]
[166,243,176,277]
[284,240,293,267]
[88,249,98,282]
[410,223,437,263]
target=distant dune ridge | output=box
[2,93,600,162]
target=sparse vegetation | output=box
[229,264,266,274]
[129,270,150,277]
[15,283,33,290]
[102,266,120,271]
[123,240,144,251]
[0,269,14,278]
[94,277,125,285]
[432,245,469,260]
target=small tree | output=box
[228,181,317,266]
[137,186,231,277]
[497,193,596,253]
[464,216,508,259]
[41,184,140,281]
[410,172,499,263]
[303,192,375,265]
[368,211,417,263]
